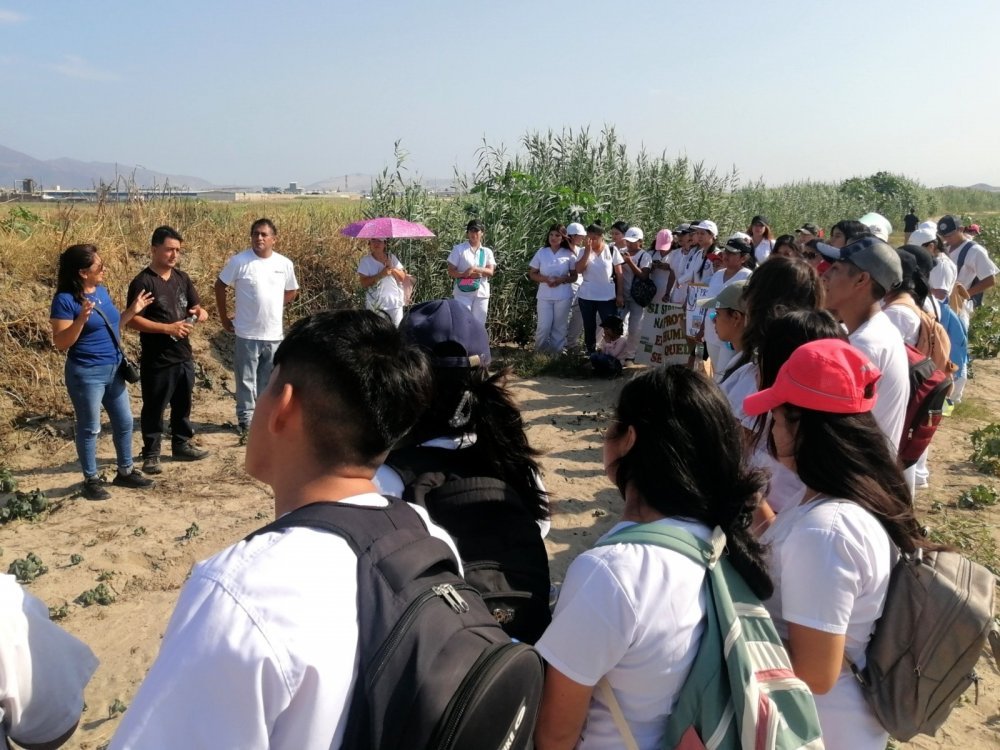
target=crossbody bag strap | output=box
[956,241,973,274]
[597,677,640,750]
[90,303,125,357]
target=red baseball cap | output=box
[743,339,881,417]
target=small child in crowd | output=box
[590,315,626,376]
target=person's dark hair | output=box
[746,220,773,241]
[779,405,929,554]
[251,218,277,236]
[56,244,99,302]
[151,225,183,247]
[611,220,630,234]
[271,310,432,469]
[585,221,605,235]
[727,257,823,378]
[894,245,933,307]
[402,366,548,520]
[771,234,802,259]
[608,367,772,598]
[830,220,870,244]
[749,309,846,446]
[544,222,571,250]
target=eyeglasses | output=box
[251,231,273,237]
[89,262,105,272]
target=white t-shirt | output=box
[720,359,757,429]
[882,300,922,346]
[357,253,405,311]
[621,249,652,294]
[577,245,624,301]
[649,249,672,303]
[0,575,98,748]
[848,312,909,452]
[761,497,893,750]
[530,246,580,302]
[929,253,957,295]
[703,268,751,346]
[668,249,695,304]
[217,249,299,340]
[753,238,774,265]
[949,240,998,291]
[535,518,710,750]
[110,494,457,750]
[448,243,496,300]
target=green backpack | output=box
[596,523,824,750]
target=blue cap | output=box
[401,299,491,368]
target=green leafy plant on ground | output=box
[970,423,1000,476]
[0,466,16,493]
[0,488,48,524]
[925,505,1000,576]
[69,554,83,565]
[75,583,116,607]
[8,552,47,582]
[107,699,128,718]
[182,522,200,541]
[48,603,69,620]
[957,485,1000,509]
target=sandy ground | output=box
[2,342,999,749]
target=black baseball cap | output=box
[936,215,961,236]
[466,219,485,232]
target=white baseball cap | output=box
[566,222,586,236]
[907,228,938,247]
[691,220,718,237]
[624,227,644,243]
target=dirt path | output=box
[2,353,998,748]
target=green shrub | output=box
[8,552,47,583]
[970,423,1000,475]
[957,484,999,509]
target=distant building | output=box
[285,181,302,195]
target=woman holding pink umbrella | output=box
[357,238,408,325]
[344,217,431,325]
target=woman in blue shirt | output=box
[50,244,155,500]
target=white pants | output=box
[566,294,584,352]
[535,298,573,354]
[623,300,646,360]
[454,295,489,326]
[951,375,967,404]
[914,446,930,487]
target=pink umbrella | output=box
[340,217,435,239]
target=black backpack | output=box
[386,446,552,645]
[247,498,544,750]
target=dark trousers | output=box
[578,298,617,353]
[140,360,195,457]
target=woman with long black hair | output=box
[745,339,935,749]
[534,367,772,749]
[50,244,155,500]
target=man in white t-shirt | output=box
[447,219,497,326]
[111,309,447,750]
[818,236,908,453]
[215,218,300,434]
[939,213,997,308]
[1,575,98,749]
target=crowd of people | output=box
[2,210,995,749]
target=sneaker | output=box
[82,476,111,501]
[172,442,209,461]
[112,468,155,489]
[142,455,163,475]
[237,423,249,446]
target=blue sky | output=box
[2,0,998,187]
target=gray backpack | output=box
[849,547,1000,740]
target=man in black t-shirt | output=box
[903,207,919,242]
[126,226,210,474]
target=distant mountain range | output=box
[0,144,215,190]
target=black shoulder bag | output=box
[91,305,141,383]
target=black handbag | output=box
[91,305,141,383]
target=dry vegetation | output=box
[0,198,364,451]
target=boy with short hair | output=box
[590,315,627,376]
[111,310,444,750]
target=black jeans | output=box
[577,298,618,353]
[140,360,195,457]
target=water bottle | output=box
[170,314,198,342]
